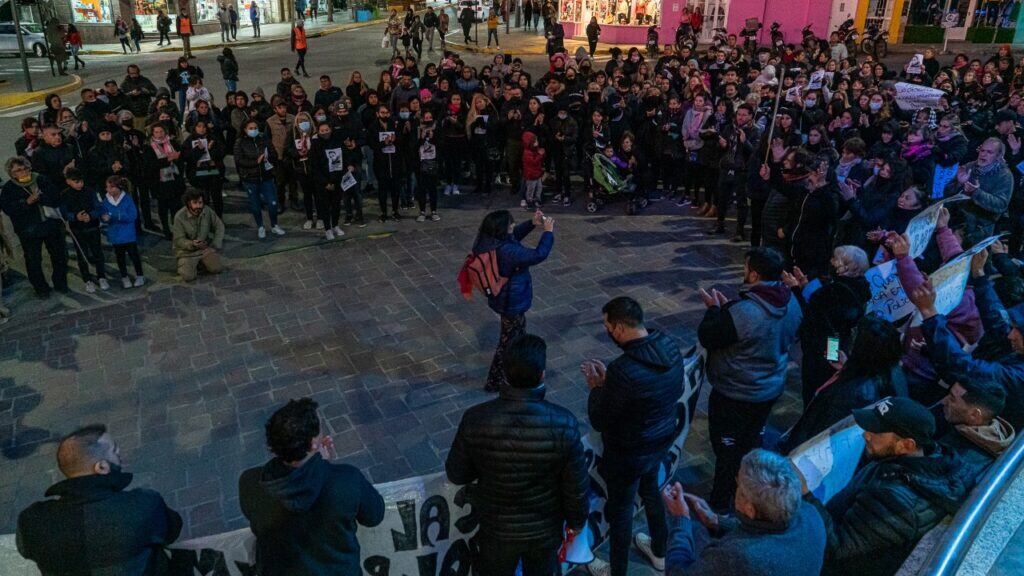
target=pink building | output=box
[559,0,833,47]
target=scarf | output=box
[977,158,1007,176]
[448,101,461,115]
[936,129,959,142]
[902,142,933,162]
[685,109,704,139]
[150,137,180,182]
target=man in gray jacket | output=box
[948,137,1014,247]
[697,247,801,510]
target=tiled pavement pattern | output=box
[0,194,803,553]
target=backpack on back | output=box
[457,250,507,301]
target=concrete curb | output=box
[0,74,82,109]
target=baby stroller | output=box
[586,151,647,214]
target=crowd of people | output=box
[4,8,1024,576]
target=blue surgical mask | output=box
[805,98,816,107]
[400,111,411,119]
[869,101,882,111]
[299,121,311,132]
[873,165,881,175]
[246,128,259,137]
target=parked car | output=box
[459,0,485,22]
[0,22,48,57]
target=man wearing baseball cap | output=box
[909,248,1024,428]
[808,397,972,576]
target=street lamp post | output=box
[11,0,33,92]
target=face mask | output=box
[400,111,411,119]
[869,101,882,111]
[298,121,311,132]
[246,128,259,137]
[315,115,327,122]
[805,98,816,107]
[873,165,881,175]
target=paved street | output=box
[0,22,804,567]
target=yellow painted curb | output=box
[0,74,82,109]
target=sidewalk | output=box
[80,11,377,56]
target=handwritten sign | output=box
[894,82,945,111]
[927,234,1002,316]
[866,260,915,321]
[904,194,968,259]
[932,163,959,199]
[790,415,865,503]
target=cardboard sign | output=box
[866,260,915,321]
[790,415,866,503]
[903,194,967,259]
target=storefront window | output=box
[196,0,218,21]
[560,0,659,26]
[71,0,113,23]
[134,0,171,31]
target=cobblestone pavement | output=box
[0,192,802,544]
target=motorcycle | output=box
[739,20,761,55]
[711,26,728,50]
[836,18,858,55]
[769,21,784,51]
[860,21,888,58]
[675,22,696,52]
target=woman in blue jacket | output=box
[101,175,145,288]
[472,209,555,391]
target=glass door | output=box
[694,0,729,43]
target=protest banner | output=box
[903,194,967,259]
[866,260,915,321]
[789,415,865,503]
[928,235,1003,316]
[1,350,708,576]
[894,82,945,111]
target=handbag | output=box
[380,33,390,49]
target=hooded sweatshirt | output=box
[239,453,385,576]
[699,282,803,402]
[940,417,1015,489]
[522,131,545,180]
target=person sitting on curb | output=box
[171,190,225,282]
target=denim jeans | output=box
[601,450,669,576]
[242,180,279,228]
[225,79,237,92]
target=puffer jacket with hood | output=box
[522,131,545,180]
[699,282,803,403]
[239,453,385,576]
[472,220,554,316]
[445,383,589,547]
[939,416,1015,490]
[588,330,686,456]
[810,446,973,576]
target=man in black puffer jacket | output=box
[585,296,685,576]
[446,334,589,575]
[807,397,973,576]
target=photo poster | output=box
[326,148,344,172]
[1,350,708,576]
[808,71,826,91]
[789,415,865,504]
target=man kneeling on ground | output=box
[172,190,225,282]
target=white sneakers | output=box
[97,278,110,291]
[585,534,664,576]
[302,220,313,230]
[443,184,452,196]
[417,213,427,222]
[316,220,325,230]
[325,230,335,240]
[332,226,344,237]
[634,533,665,571]
[85,280,97,294]
[451,185,461,195]
[257,226,266,239]
[271,225,285,236]
[431,212,441,221]
[121,277,132,289]
[133,276,146,287]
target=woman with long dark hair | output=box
[470,209,555,391]
[777,314,907,453]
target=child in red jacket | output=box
[522,131,545,210]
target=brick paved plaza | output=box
[0,194,801,541]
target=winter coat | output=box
[949,160,1014,246]
[796,275,871,358]
[233,134,277,182]
[810,446,972,576]
[789,182,840,278]
[472,220,554,316]
[171,205,224,259]
[239,454,385,576]
[101,192,138,245]
[666,500,825,576]
[924,275,1024,429]
[84,140,131,189]
[588,331,685,457]
[309,133,347,188]
[122,74,158,117]
[142,143,186,201]
[17,471,182,576]
[779,365,908,454]
[32,142,79,185]
[61,185,104,232]
[368,118,404,179]
[217,54,239,82]
[699,282,803,403]
[522,132,545,180]
[0,175,63,239]
[445,384,589,547]
[181,133,226,186]
[896,226,982,382]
